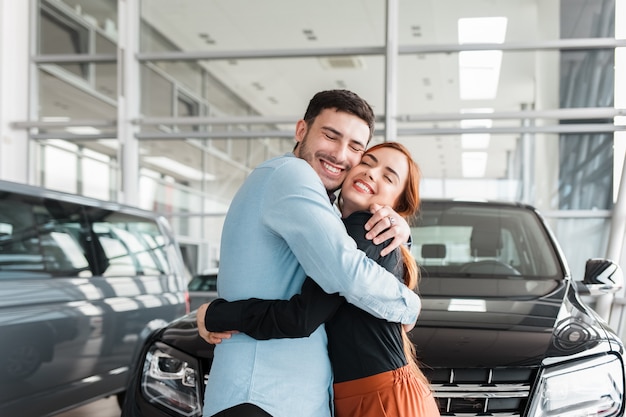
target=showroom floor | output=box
[56,397,120,417]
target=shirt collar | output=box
[287,152,337,205]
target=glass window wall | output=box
[24,0,624,282]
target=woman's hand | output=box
[365,203,411,256]
[196,302,237,344]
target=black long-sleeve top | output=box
[204,211,408,383]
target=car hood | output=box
[412,277,614,368]
[157,278,616,369]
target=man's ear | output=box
[294,119,307,145]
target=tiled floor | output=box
[55,397,120,417]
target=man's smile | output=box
[321,160,344,176]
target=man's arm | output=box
[263,160,420,325]
[366,203,411,257]
[197,211,412,345]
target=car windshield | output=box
[411,201,563,297]
[188,274,217,291]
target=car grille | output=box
[423,367,538,416]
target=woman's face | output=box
[340,146,409,217]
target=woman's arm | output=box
[201,212,405,342]
[203,277,344,340]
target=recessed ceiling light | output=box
[462,152,488,178]
[458,17,508,100]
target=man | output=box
[198,90,421,417]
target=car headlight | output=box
[140,342,203,417]
[527,354,624,417]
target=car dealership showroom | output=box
[1,0,626,416]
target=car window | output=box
[90,213,171,277]
[412,202,561,278]
[0,195,178,281]
[188,275,217,291]
[0,199,92,278]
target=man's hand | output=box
[196,302,237,344]
[365,203,411,256]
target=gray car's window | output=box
[0,195,171,279]
[90,216,171,277]
[0,199,91,278]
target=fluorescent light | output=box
[459,51,503,99]
[461,118,492,149]
[66,126,102,135]
[96,139,119,150]
[462,152,488,177]
[458,17,507,44]
[42,116,70,122]
[448,298,486,312]
[458,17,507,100]
[144,156,216,181]
[462,134,490,149]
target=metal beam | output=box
[33,53,117,63]
[12,119,116,128]
[397,107,626,122]
[13,108,624,130]
[398,123,625,135]
[128,123,625,140]
[133,38,626,63]
[21,123,626,141]
[137,115,300,126]
[400,38,626,54]
[31,133,115,140]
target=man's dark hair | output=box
[302,90,375,142]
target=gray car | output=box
[0,180,190,416]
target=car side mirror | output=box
[583,258,624,295]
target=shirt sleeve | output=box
[262,158,420,325]
[203,277,344,339]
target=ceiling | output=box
[39,0,607,187]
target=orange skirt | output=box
[333,366,440,417]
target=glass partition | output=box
[27,0,622,292]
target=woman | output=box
[203,142,440,417]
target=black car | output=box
[121,200,625,417]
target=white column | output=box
[117,0,141,206]
[605,0,626,327]
[532,0,560,212]
[0,1,30,183]
[384,0,399,142]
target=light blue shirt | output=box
[203,153,421,417]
